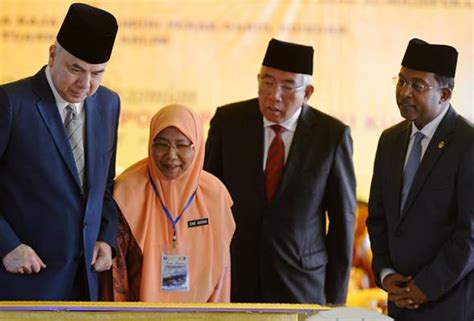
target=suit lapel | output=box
[33,68,81,188]
[247,103,266,200]
[400,106,457,219]
[84,96,102,195]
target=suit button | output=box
[395,230,402,237]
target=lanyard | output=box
[148,172,196,248]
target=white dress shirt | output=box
[262,107,302,169]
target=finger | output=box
[387,285,411,295]
[23,265,33,274]
[406,304,420,310]
[36,255,47,269]
[91,246,99,265]
[31,260,42,273]
[388,293,410,302]
[94,256,110,272]
[395,298,414,309]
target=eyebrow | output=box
[398,73,428,83]
[154,137,191,143]
[70,63,105,74]
[261,73,297,84]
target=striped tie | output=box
[64,105,85,190]
[265,125,285,201]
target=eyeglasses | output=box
[152,141,194,155]
[392,76,437,94]
[258,75,306,95]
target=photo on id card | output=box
[161,245,189,292]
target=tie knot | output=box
[66,104,77,115]
[271,125,285,136]
[414,131,424,144]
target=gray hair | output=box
[434,74,455,90]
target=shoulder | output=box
[115,159,149,191]
[94,86,120,102]
[0,75,35,99]
[454,114,474,135]
[379,120,409,142]
[218,98,258,111]
[200,170,229,192]
[300,105,351,139]
[215,98,259,117]
[199,171,232,204]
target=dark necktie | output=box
[265,125,285,201]
[64,105,85,190]
[400,131,424,211]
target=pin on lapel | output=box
[438,140,446,149]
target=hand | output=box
[2,244,46,274]
[392,279,428,309]
[91,241,112,272]
[383,272,412,295]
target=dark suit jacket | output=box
[367,106,474,321]
[0,67,120,300]
[204,98,356,304]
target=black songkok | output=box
[262,38,314,75]
[57,3,118,64]
[401,38,458,78]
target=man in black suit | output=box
[204,38,356,304]
[367,38,474,321]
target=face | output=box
[396,67,451,129]
[152,126,195,180]
[258,66,314,123]
[48,44,107,103]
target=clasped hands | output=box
[383,273,428,309]
[2,242,112,274]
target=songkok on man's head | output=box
[57,3,118,64]
[401,38,458,78]
[262,38,314,75]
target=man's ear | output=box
[48,45,56,67]
[440,87,452,103]
[304,85,314,103]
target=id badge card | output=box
[161,252,189,292]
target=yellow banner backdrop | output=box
[1,0,473,200]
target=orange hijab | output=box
[113,104,234,302]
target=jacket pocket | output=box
[300,248,328,269]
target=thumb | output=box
[91,245,99,265]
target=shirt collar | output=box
[410,105,450,139]
[263,106,302,132]
[45,66,82,114]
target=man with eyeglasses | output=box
[367,38,474,321]
[204,38,356,304]
[0,3,120,300]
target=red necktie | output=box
[265,125,285,201]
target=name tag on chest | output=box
[187,218,209,228]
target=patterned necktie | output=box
[64,105,85,190]
[400,131,424,211]
[265,125,285,201]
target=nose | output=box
[398,83,413,98]
[267,85,283,101]
[165,145,179,159]
[76,72,91,89]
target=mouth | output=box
[398,101,416,110]
[162,164,182,171]
[266,106,281,114]
[70,90,87,98]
